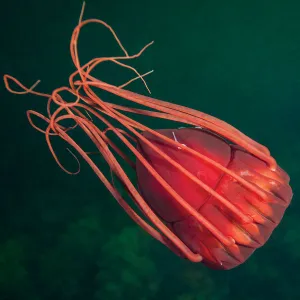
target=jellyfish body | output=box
[137,128,292,269]
[3,3,293,270]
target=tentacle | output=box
[3,74,50,98]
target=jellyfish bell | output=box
[136,127,292,269]
[3,3,293,270]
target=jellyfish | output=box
[3,3,292,269]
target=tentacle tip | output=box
[3,74,13,87]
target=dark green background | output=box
[1,0,300,299]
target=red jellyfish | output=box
[4,3,292,270]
